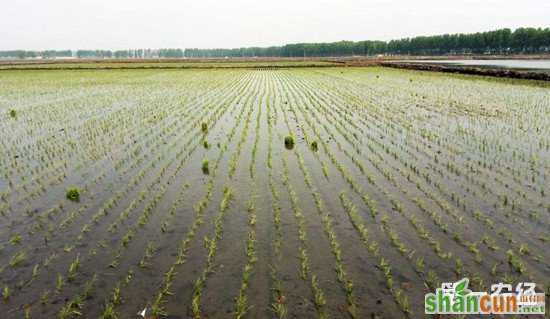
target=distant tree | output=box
[1,27,549,60]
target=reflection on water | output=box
[403,59,550,70]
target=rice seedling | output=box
[270,278,287,319]
[83,274,98,299]
[10,250,27,267]
[201,158,209,174]
[40,291,50,305]
[415,257,425,273]
[100,302,118,319]
[58,295,84,318]
[2,286,9,302]
[310,275,326,315]
[67,254,80,282]
[65,187,80,202]
[425,270,439,291]
[9,234,21,245]
[506,250,526,274]
[55,274,65,293]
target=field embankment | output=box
[2,56,550,82]
[0,58,342,70]
[379,61,550,81]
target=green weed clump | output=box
[202,159,209,174]
[201,122,208,133]
[310,141,318,152]
[203,140,209,149]
[9,109,17,118]
[284,135,294,149]
[66,187,80,202]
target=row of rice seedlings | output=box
[281,72,446,308]
[111,184,168,267]
[300,70,544,283]
[147,76,258,317]
[98,269,135,319]
[5,119,79,194]
[249,88,263,179]
[95,72,250,232]
[9,161,69,207]
[276,81,359,317]
[12,109,122,205]
[332,69,540,174]
[297,151,358,317]
[276,75,378,217]
[374,157,460,257]
[1,82,115,189]
[3,90,181,215]
[83,74,243,235]
[90,82,248,315]
[227,79,258,179]
[292,70,473,296]
[104,75,249,231]
[3,69,230,198]
[265,84,288,319]
[11,112,205,298]
[374,116,548,232]
[1,89,112,191]
[280,151,327,319]
[366,154,472,259]
[8,73,253,309]
[338,192,411,315]
[1,88,205,251]
[21,252,84,317]
[91,74,257,316]
[234,195,258,318]
[56,274,98,319]
[349,106,543,277]
[190,186,234,318]
[234,78,268,317]
[380,74,548,202]
[294,76,488,255]
[2,70,246,244]
[130,75,255,316]
[282,76,380,218]
[294,75,506,286]
[191,76,264,318]
[327,72,546,227]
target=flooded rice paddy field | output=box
[0,67,549,318]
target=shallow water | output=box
[403,59,550,70]
[0,67,548,319]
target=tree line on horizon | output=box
[1,27,549,59]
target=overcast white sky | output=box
[1,0,549,50]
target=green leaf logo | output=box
[455,278,471,296]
